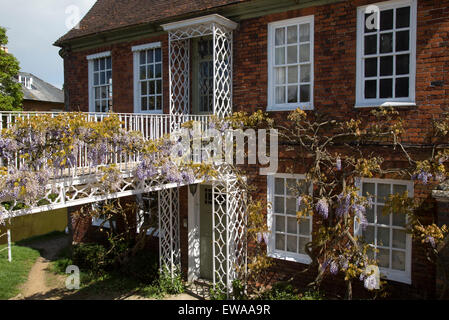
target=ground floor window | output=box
[267,174,312,264]
[358,178,413,284]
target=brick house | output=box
[52,0,449,299]
[17,72,64,111]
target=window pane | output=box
[378,184,391,202]
[286,179,296,196]
[275,47,285,65]
[155,64,162,78]
[377,205,390,225]
[140,51,146,65]
[287,46,298,64]
[299,219,310,236]
[377,227,390,246]
[106,57,112,69]
[149,80,155,95]
[287,217,297,234]
[148,96,155,110]
[100,58,105,70]
[94,60,99,71]
[141,97,147,111]
[377,248,390,268]
[363,183,375,197]
[395,77,409,98]
[393,212,406,227]
[380,9,394,30]
[276,233,285,250]
[380,79,392,102]
[156,96,162,110]
[275,28,285,45]
[393,184,407,195]
[288,86,298,103]
[275,178,284,194]
[380,56,393,76]
[94,73,99,85]
[287,235,297,253]
[286,197,296,215]
[148,50,153,63]
[287,25,298,44]
[392,250,406,271]
[156,80,162,94]
[141,81,147,95]
[396,31,410,52]
[299,24,310,42]
[155,48,162,62]
[140,66,146,80]
[95,87,100,100]
[396,54,410,75]
[276,215,285,232]
[365,80,377,99]
[100,72,105,85]
[298,237,308,254]
[396,7,410,28]
[274,197,284,213]
[148,65,154,79]
[393,229,406,249]
[366,207,375,223]
[363,225,375,243]
[299,44,310,62]
[300,85,310,103]
[300,64,311,82]
[380,33,393,53]
[275,67,286,84]
[365,58,378,77]
[275,86,286,104]
[365,35,377,55]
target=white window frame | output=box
[356,178,413,284]
[267,173,313,264]
[87,51,112,113]
[267,15,314,111]
[355,0,417,108]
[132,42,163,114]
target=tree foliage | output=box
[0,26,23,111]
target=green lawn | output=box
[0,243,40,299]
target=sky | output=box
[0,0,97,89]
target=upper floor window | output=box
[356,178,413,284]
[132,43,163,113]
[87,51,112,113]
[19,75,32,89]
[267,16,314,111]
[356,0,417,108]
[267,174,312,264]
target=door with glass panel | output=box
[192,37,213,115]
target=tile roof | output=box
[18,72,64,104]
[55,0,250,46]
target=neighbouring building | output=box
[49,0,449,299]
[17,72,64,111]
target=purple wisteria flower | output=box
[412,170,433,185]
[364,274,378,291]
[330,261,339,275]
[336,157,342,171]
[316,198,329,219]
[297,196,302,208]
[181,168,195,184]
[425,235,436,248]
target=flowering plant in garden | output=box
[227,107,448,299]
[0,112,217,223]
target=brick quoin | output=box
[62,0,449,299]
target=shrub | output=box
[260,282,300,300]
[72,243,111,275]
[121,250,159,283]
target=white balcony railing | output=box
[0,111,211,179]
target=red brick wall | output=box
[62,0,449,298]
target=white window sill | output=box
[268,250,311,265]
[355,101,416,109]
[266,104,314,112]
[380,268,412,285]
